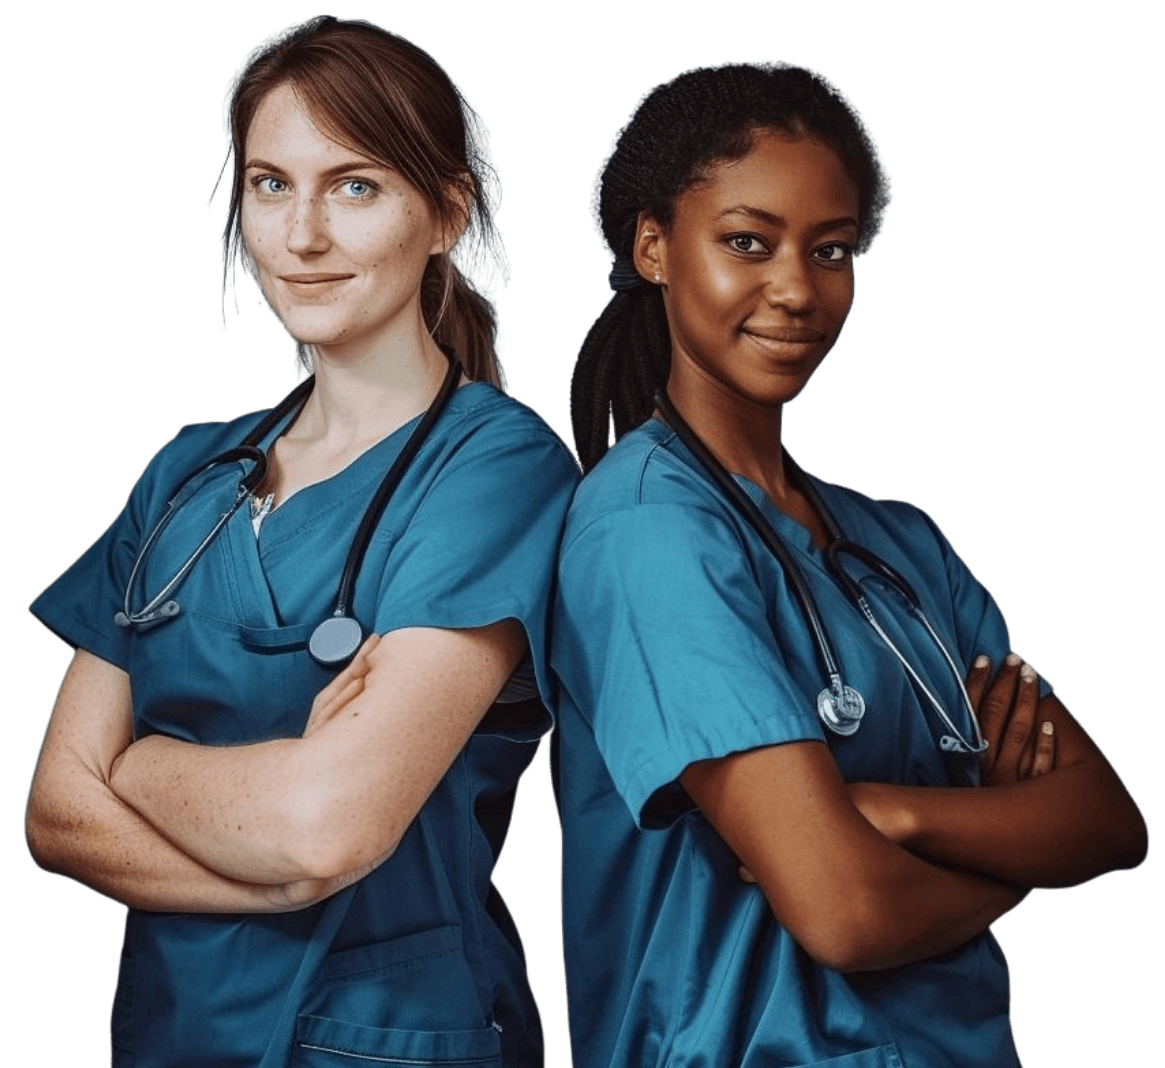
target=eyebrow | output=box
[243,158,390,180]
[717,205,860,232]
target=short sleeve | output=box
[373,419,579,736]
[30,433,188,669]
[912,507,1053,698]
[554,502,824,829]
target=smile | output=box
[278,277,354,298]
[742,325,825,344]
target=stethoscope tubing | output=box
[116,353,462,665]
[653,389,986,755]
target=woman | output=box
[552,64,1146,1067]
[26,16,577,1068]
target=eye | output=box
[725,233,769,255]
[813,241,852,265]
[338,178,378,200]
[249,175,289,197]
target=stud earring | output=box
[654,272,661,283]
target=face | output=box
[640,132,861,411]
[241,83,447,359]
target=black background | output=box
[22,12,1151,1062]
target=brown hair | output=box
[224,16,502,384]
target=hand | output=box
[966,653,1055,786]
[303,635,381,737]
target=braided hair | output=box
[572,64,889,471]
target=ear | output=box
[431,177,473,256]
[632,212,666,286]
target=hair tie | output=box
[608,257,644,291]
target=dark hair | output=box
[224,16,502,384]
[572,63,889,470]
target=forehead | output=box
[683,133,860,223]
[245,83,374,166]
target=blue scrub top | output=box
[33,381,579,1068]
[552,419,1035,1068]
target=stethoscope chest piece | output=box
[817,681,866,737]
[309,614,365,666]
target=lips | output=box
[742,325,825,344]
[280,273,355,284]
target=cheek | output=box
[240,210,271,268]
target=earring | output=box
[654,272,661,283]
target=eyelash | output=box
[723,233,853,266]
[246,176,381,200]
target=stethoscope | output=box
[114,352,462,666]
[654,390,986,755]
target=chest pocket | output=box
[130,612,332,743]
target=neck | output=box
[665,368,791,504]
[295,323,451,449]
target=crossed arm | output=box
[682,655,1146,973]
[26,621,525,912]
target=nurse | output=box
[552,64,1146,1067]
[27,16,577,1068]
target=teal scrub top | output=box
[33,382,579,1068]
[552,419,1032,1068]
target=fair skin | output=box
[26,83,523,908]
[635,131,1146,972]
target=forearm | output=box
[825,842,1025,972]
[110,733,327,885]
[27,771,338,913]
[854,765,1147,887]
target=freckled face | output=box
[652,132,861,410]
[240,83,445,358]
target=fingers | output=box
[995,661,1041,782]
[987,652,1043,777]
[1029,720,1055,778]
[973,653,1022,776]
[964,654,992,711]
[304,634,381,734]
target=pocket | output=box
[304,925,489,1038]
[292,1013,502,1067]
[792,1044,904,1068]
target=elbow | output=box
[279,788,403,882]
[25,795,73,876]
[765,892,902,974]
[791,917,892,974]
[1106,802,1148,874]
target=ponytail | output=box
[423,253,501,387]
[571,284,669,473]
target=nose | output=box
[286,195,330,256]
[763,249,814,314]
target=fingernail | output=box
[1020,664,1036,684]
[1006,653,1022,667]
[974,655,989,669]
[1041,720,1054,736]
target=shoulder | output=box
[127,408,274,510]
[429,384,579,482]
[809,476,950,556]
[565,420,732,542]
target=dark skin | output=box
[635,131,1147,973]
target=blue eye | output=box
[340,179,377,199]
[251,176,288,196]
